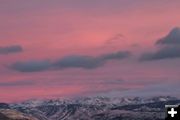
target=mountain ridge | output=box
[0,96,179,120]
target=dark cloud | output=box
[54,55,103,69]
[11,60,51,72]
[10,51,131,72]
[140,46,180,61]
[54,51,131,69]
[140,27,180,61]
[0,45,23,55]
[156,27,180,44]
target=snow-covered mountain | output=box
[11,96,177,108]
[0,96,179,120]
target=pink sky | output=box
[0,0,180,102]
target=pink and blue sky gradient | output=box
[0,0,180,102]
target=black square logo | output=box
[165,105,180,120]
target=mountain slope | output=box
[0,109,38,120]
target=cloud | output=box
[54,51,131,69]
[10,51,131,72]
[98,79,124,85]
[54,55,103,69]
[140,46,180,61]
[10,60,51,72]
[140,27,180,61]
[0,45,23,55]
[156,27,180,44]
[105,34,124,44]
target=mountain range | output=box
[0,96,179,120]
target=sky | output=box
[0,0,180,102]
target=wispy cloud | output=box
[11,60,51,72]
[10,51,131,72]
[0,45,23,55]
